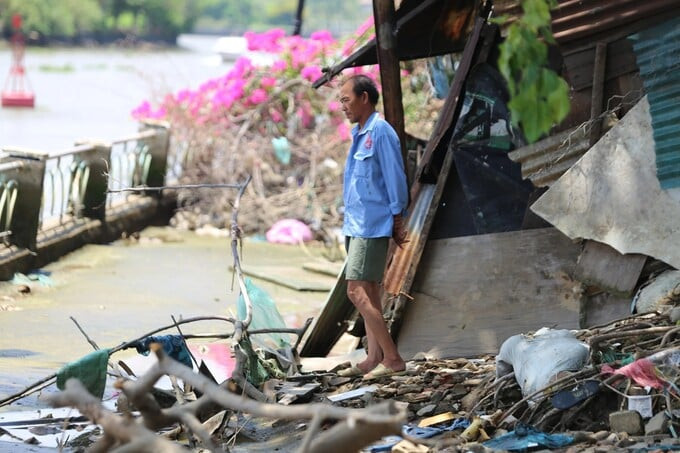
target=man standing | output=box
[337,74,408,379]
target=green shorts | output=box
[345,236,389,282]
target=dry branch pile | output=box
[167,67,443,239]
[317,310,680,451]
[11,309,680,452]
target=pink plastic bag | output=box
[265,219,313,244]
[601,359,666,389]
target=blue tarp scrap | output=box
[367,418,470,452]
[133,335,193,368]
[12,270,53,287]
[483,423,573,451]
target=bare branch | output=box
[107,183,243,193]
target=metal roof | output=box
[507,126,590,187]
[494,0,680,51]
[314,0,680,88]
[630,17,680,189]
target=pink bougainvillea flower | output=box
[310,30,334,43]
[233,57,254,77]
[270,108,283,123]
[300,65,323,82]
[245,28,286,52]
[248,88,268,105]
[336,122,351,141]
[272,59,287,72]
[132,21,386,147]
[260,76,277,88]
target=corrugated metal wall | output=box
[630,17,680,189]
[494,0,680,52]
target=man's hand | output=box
[392,214,409,248]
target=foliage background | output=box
[0,0,369,43]
[131,24,443,237]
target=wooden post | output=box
[372,0,407,165]
[589,42,607,146]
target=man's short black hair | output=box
[345,74,379,105]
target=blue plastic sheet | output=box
[12,270,53,287]
[133,335,192,368]
[483,423,573,451]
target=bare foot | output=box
[357,360,380,373]
[380,359,406,373]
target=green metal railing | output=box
[0,122,171,252]
[107,130,155,208]
[0,162,22,244]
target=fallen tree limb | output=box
[590,326,675,350]
[47,379,185,453]
[47,345,405,452]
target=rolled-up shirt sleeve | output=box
[376,127,408,216]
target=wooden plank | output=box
[302,261,343,278]
[228,264,334,292]
[396,228,581,359]
[583,293,631,328]
[299,263,353,357]
[574,240,646,296]
[373,0,407,163]
[562,38,638,91]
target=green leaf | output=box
[495,0,570,143]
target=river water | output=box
[0,34,230,151]
[0,36,341,415]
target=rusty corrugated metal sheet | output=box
[384,184,436,295]
[630,17,680,189]
[507,127,589,187]
[494,0,680,51]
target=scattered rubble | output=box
[4,302,680,452]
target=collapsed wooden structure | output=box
[303,0,680,359]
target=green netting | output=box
[237,278,292,349]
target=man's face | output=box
[339,81,365,124]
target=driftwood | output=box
[48,379,186,453]
[48,345,405,452]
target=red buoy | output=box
[2,14,35,108]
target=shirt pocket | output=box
[353,148,375,178]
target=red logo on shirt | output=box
[364,134,373,149]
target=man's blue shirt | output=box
[342,112,408,238]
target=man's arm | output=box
[392,213,408,247]
[376,126,409,246]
